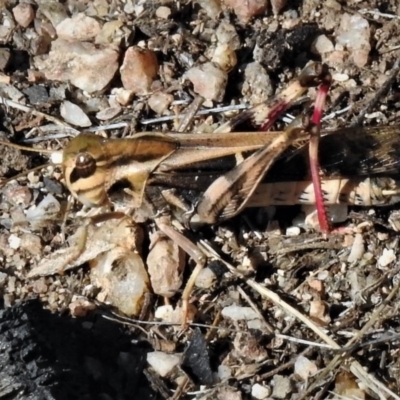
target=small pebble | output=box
[185,62,227,102]
[294,356,318,380]
[3,294,14,308]
[26,194,61,223]
[308,279,324,294]
[216,21,241,50]
[148,92,173,114]
[0,12,14,40]
[69,296,96,317]
[147,232,185,297]
[155,304,196,324]
[286,226,301,236]
[377,232,389,241]
[0,84,25,102]
[3,185,32,207]
[312,34,334,55]
[8,234,21,250]
[96,106,122,120]
[272,375,292,399]
[147,351,181,377]
[35,39,119,93]
[309,299,331,323]
[332,73,349,82]
[60,101,92,127]
[155,6,171,19]
[20,233,42,256]
[32,278,48,294]
[252,383,271,400]
[241,61,273,104]
[95,20,125,46]
[317,271,329,280]
[195,267,217,289]
[223,0,268,23]
[90,249,150,317]
[211,43,237,72]
[378,248,396,267]
[120,46,159,95]
[113,88,134,105]
[218,365,232,380]
[22,85,49,104]
[12,3,35,28]
[197,0,222,19]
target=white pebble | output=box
[332,73,349,82]
[155,6,171,19]
[154,305,175,321]
[378,248,396,267]
[60,101,91,127]
[294,355,318,380]
[286,226,300,236]
[8,234,21,250]
[50,151,63,165]
[252,383,271,399]
[312,34,334,55]
[218,365,232,380]
[147,351,181,377]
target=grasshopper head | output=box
[63,134,109,207]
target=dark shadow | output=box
[0,300,158,400]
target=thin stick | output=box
[0,96,71,127]
[177,96,204,132]
[237,286,274,333]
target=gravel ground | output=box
[1,1,400,399]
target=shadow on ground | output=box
[0,300,157,400]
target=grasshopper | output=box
[2,62,400,321]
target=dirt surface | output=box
[1,1,400,399]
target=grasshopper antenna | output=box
[0,139,62,187]
[0,139,55,154]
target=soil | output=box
[1,1,400,399]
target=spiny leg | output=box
[214,62,329,134]
[155,215,207,327]
[308,72,332,233]
[235,61,333,233]
[192,115,312,226]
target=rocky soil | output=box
[1,1,400,399]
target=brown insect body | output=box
[60,123,400,230]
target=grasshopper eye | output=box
[70,152,97,182]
